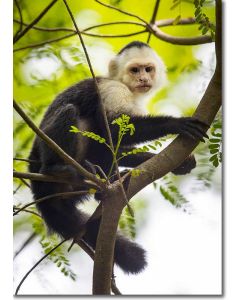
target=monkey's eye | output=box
[145,66,153,73]
[130,67,139,73]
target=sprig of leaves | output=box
[70,126,106,144]
[194,0,215,39]
[40,236,76,281]
[208,118,222,168]
[112,114,135,137]
[119,206,136,239]
[108,114,135,177]
[120,139,163,158]
[158,175,188,208]
[32,216,76,281]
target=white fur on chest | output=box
[98,79,147,117]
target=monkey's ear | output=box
[108,58,118,79]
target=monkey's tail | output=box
[31,181,147,274]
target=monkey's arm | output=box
[109,115,208,146]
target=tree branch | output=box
[155,17,196,27]
[13,190,89,216]
[14,170,70,183]
[13,0,23,40]
[13,30,147,52]
[94,0,149,27]
[150,24,213,45]
[147,0,161,43]
[13,0,59,44]
[15,239,67,295]
[14,233,37,259]
[76,239,121,295]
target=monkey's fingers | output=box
[181,125,206,142]
[185,120,209,139]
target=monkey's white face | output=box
[108,46,167,98]
[122,60,156,94]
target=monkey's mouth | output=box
[135,85,152,92]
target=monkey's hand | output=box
[172,154,196,175]
[176,117,209,142]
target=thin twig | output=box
[13,0,23,39]
[14,170,71,183]
[13,190,88,216]
[68,202,103,252]
[94,0,149,27]
[13,157,39,164]
[62,0,133,216]
[13,168,31,188]
[13,19,75,33]
[14,32,76,52]
[13,19,145,33]
[15,208,42,218]
[13,100,104,188]
[13,0,59,44]
[14,233,37,259]
[15,239,67,295]
[13,183,22,195]
[13,30,146,52]
[147,0,161,43]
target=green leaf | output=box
[69,125,80,133]
[209,144,220,149]
[209,138,220,143]
[209,154,218,162]
[202,27,209,35]
[213,159,219,168]
[210,149,219,154]
[148,145,156,150]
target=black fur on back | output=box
[117,41,150,55]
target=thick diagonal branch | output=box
[92,1,221,295]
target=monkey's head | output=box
[108,41,167,96]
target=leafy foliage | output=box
[121,139,164,158]
[195,156,215,188]
[119,206,136,238]
[158,175,188,208]
[40,237,76,281]
[194,0,215,39]
[31,215,76,281]
[70,125,106,143]
[208,116,222,168]
[112,114,135,137]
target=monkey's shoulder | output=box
[98,78,132,99]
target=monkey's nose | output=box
[139,78,148,83]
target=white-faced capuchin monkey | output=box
[29,41,208,274]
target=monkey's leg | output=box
[119,147,196,175]
[118,148,154,168]
[171,154,196,175]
